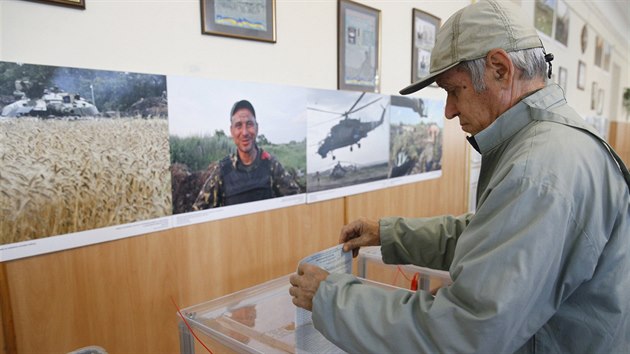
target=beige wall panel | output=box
[4,200,344,353]
[346,117,469,221]
[609,121,630,165]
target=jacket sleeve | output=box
[380,214,472,270]
[269,157,300,196]
[312,174,596,354]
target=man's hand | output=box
[339,217,381,257]
[289,263,329,311]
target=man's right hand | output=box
[339,217,381,257]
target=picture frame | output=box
[597,89,605,115]
[338,0,381,92]
[603,42,612,72]
[411,9,441,84]
[577,60,586,90]
[580,25,588,54]
[554,0,569,46]
[594,35,604,68]
[534,0,555,37]
[25,0,85,9]
[558,66,567,92]
[200,0,276,43]
[591,82,598,110]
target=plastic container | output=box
[356,246,452,293]
[178,247,451,353]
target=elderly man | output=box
[193,99,299,209]
[290,1,630,353]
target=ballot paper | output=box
[294,244,352,353]
[295,244,352,326]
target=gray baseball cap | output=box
[399,0,543,95]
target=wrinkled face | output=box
[436,67,502,135]
[230,108,258,155]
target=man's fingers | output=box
[289,286,303,299]
[289,273,300,286]
[339,218,364,243]
[342,236,362,253]
[291,295,312,312]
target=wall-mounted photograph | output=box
[558,66,568,92]
[167,76,306,219]
[389,96,443,180]
[338,0,381,93]
[602,42,611,72]
[306,89,389,197]
[0,61,171,246]
[577,60,586,90]
[597,89,605,115]
[534,0,556,37]
[201,0,276,43]
[594,35,604,67]
[580,24,588,54]
[591,82,599,110]
[554,0,569,46]
[24,0,85,9]
[411,9,440,83]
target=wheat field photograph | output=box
[0,61,172,245]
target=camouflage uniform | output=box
[192,147,299,209]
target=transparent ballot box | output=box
[356,246,452,293]
[177,247,452,353]
[177,274,404,354]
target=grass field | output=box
[0,117,172,244]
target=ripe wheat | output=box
[0,117,172,245]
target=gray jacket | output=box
[313,85,630,353]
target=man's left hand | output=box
[289,263,330,311]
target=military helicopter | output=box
[390,95,427,118]
[310,92,386,160]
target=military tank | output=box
[1,86,99,118]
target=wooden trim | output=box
[609,121,630,165]
[0,263,17,354]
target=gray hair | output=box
[459,47,548,92]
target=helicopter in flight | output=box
[311,92,386,160]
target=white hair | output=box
[459,47,548,92]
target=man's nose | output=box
[444,97,459,120]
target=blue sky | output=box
[167,76,307,144]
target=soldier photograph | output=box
[192,99,300,209]
[167,76,307,215]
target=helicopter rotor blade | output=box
[307,107,343,115]
[345,92,366,114]
[348,96,382,115]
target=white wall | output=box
[0,0,466,95]
[1,0,628,119]
[535,0,629,121]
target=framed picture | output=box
[558,66,567,92]
[25,0,85,9]
[603,42,612,72]
[534,0,555,37]
[591,82,598,109]
[554,0,569,46]
[411,9,441,83]
[594,35,604,67]
[200,0,276,43]
[597,89,605,115]
[338,0,381,92]
[577,60,586,90]
[580,25,588,54]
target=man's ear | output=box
[486,49,513,85]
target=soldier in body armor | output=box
[192,100,299,209]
